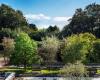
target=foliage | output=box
[45,25,60,38]
[40,69,59,74]
[29,25,60,41]
[0,4,27,29]
[61,33,96,63]
[10,32,40,69]
[2,37,14,63]
[40,36,60,63]
[0,3,100,69]
[60,3,100,39]
[2,37,14,53]
[29,29,46,41]
[0,28,19,40]
[60,62,87,77]
[87,39,100,63]
[97,69,100,75]
[47,25,59,32]
[46,25,59,36]
[29,24,38,31]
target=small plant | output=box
[60,62,91,80]
[60,62,87,77]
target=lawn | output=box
[0,66,60,75]
[96,69,100,74]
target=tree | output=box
[61,33,96,64]
[60,3,100,39]
[29,25,60,41]
[10,32,40,70]
[0,4,27,29]
[0,28,18,39]
[46,25,60,37]
[87,39,100,63]
[47,25,59,32]
[29,24,38,31]
[40,36,60,64]
[2,37,14,64]
[29,29,46,41]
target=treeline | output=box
[0,3,100,69]
[60,3,100,38]
[0,3,100,40]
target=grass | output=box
[96,68,100,74]
[0,66,60,75]
[0,67,25,74]
[40,69,59,74]
[1,66,99,77]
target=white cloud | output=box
[53,16,71,22]
[24,13,71,30]
[37,24,50,29]
[25,13,51,20]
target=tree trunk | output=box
[3,52,6,64]
[24,65,26,71]
[24,60,27,71]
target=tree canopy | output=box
[0,4,27,29]
[61,33,96,63]
[40,36,60,64]
[87,39,100,63]
[10,32,40,69]
[60,3,100,39]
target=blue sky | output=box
[0,0,100,29]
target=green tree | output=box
[29,24,38,31]
[60,3,100,39]
[47,25,59,32]
[29,26,60,41]
[0,4,27,29]
[29,29,46,41]
[88,39,100,63]
[61,33,96,63]
[10,32,40,70]
[46,25,59,37]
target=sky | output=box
[0,0,100,29]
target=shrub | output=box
[60,62,87,77]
